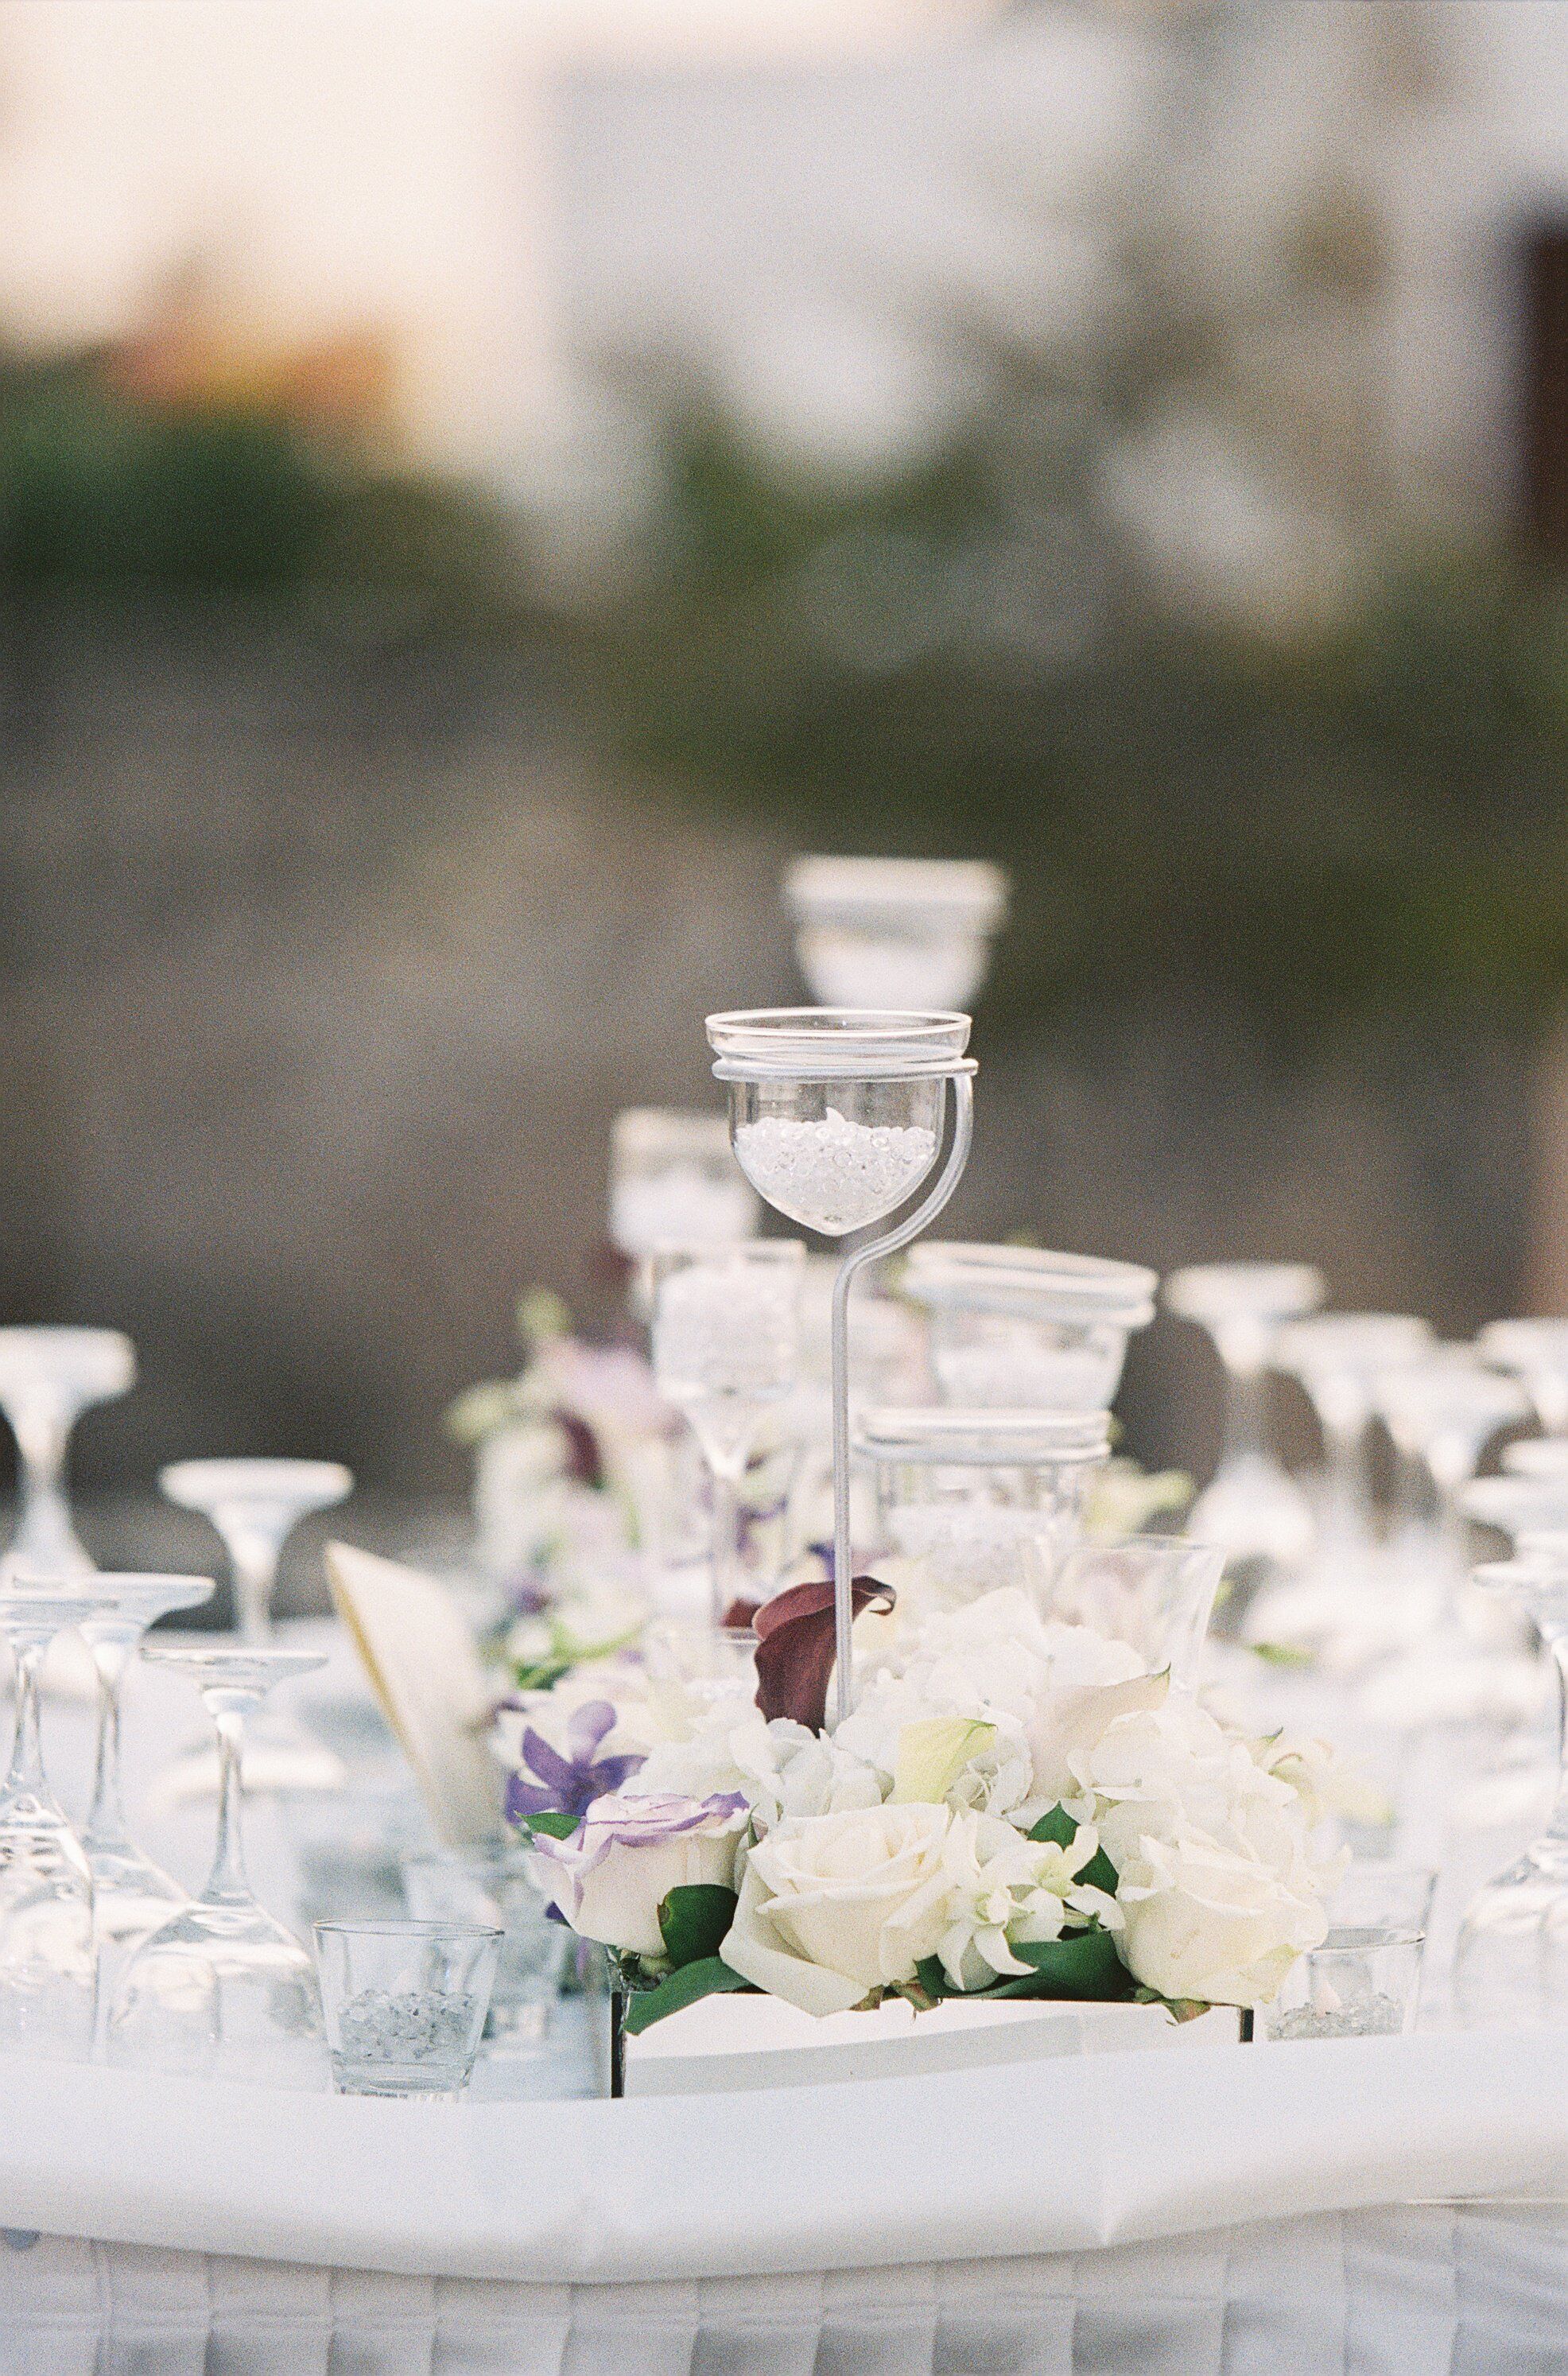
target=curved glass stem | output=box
[204,1704,254,1905]
[830,1070,974,1722]
[1542,1636,1568,1858]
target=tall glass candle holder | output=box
[783,857,1007,1011]
[707,1008,976,1718]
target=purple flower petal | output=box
[519,1727,579,1797]
[566,1699,619,1764]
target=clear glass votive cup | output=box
[313,1919,502,2099]
[399,1844,570,2052]
[1260,1925,1426,2043]
[1332,1862,1438,1935]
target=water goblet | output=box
[0,1328,135,1582]
[107,1645,329,2085]
[74,1574,216,1958]
[0,1586,121,2059]
[783,856,1007,1012]
[314,1919,501,2099]
[1480,1319,1568,1437]
[1272,1314,1432,1567]
[651,1243,804,1627]
[608,1108,758,1264]
[1162,1264,1324,1574]
[1047,1535,1225,1690]
[159,1457,352,1644]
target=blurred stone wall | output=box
[0,610,1532,1544]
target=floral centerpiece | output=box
[503,1581,1341,2043]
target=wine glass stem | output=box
[206,1708,252,1901]
[5,1641,46,1794]
[12,1404,77,1567]
[86,1666,129,1848]
[1544,1637,1568,1851]
[231,1547,277,1647]
[709,1467,742,1627]
[1220,1362,1266,1466]
[1319,1417,1367,1543]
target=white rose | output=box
[1116,1825,1329,2007]
[531,1792,747,1957]
[1072,1699,1313,1880]
[721,1803,955,2015]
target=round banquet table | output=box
[2,1620,1568,2374]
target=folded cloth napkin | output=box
[3,2030,1568,2283]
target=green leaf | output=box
[913,1953,957,2000]
[658,1883,739,1970]
[621,1955,754,2035]
[1026,1803,1119,1896]
[521,1809,578,1841]
[985,1929,1138,2003]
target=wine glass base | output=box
[107,1898,325,2086]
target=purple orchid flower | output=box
[505,1698,646,1828]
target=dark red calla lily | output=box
[751,1575,895,1731]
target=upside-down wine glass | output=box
[707,1008,976,1717]
[159,1458,351,1797]
[0,1328,136,1581]
[1480,1320,1568,1438]
[651,1242,804,1627]
[1273,1314,1433,1569]
[0,1586,121,2059]
[1375,1353,1527,1609]
[783,856,1008,1011]
[1454,1540,1568,2026]
[75,1574,216,1959]
[1162,1264,1324,1575]
[107,1645,328,2085]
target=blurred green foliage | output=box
[6,348,1568,1054]
[565,416,1568,1050]
[0,351,513,622]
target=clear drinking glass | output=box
[1333,1861,1438,1934]
[400,1845,567,2052]
[1480,1320,1568,1437]
[1273,1314,1433,1567]
[0,1328,136,1581]
[608,1108,758,1262]
[1047,1535,1225,1689]
[783,856,1007,1012]
[1261,1926,1426,2040]
[315,1920,501,2098]
[858,1406,1111,1605]
[159,1457,352,1644]
[651,1242,804,1626]
[1163,1264,1324,1573]
[107,1646,329,2085]
[904,1245,1157,1411]
[0,1587,120,2060]
[1453,1546,1568,2026]
[76,1574,216,1956]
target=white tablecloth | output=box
[11,1618,1568,2370]
[5,2204,1568,2374]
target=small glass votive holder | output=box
[1260,1925,1426,2043]
[313,1919,501,2099]
[400,1844,569,2052]
[1332,1862,1438,1935]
